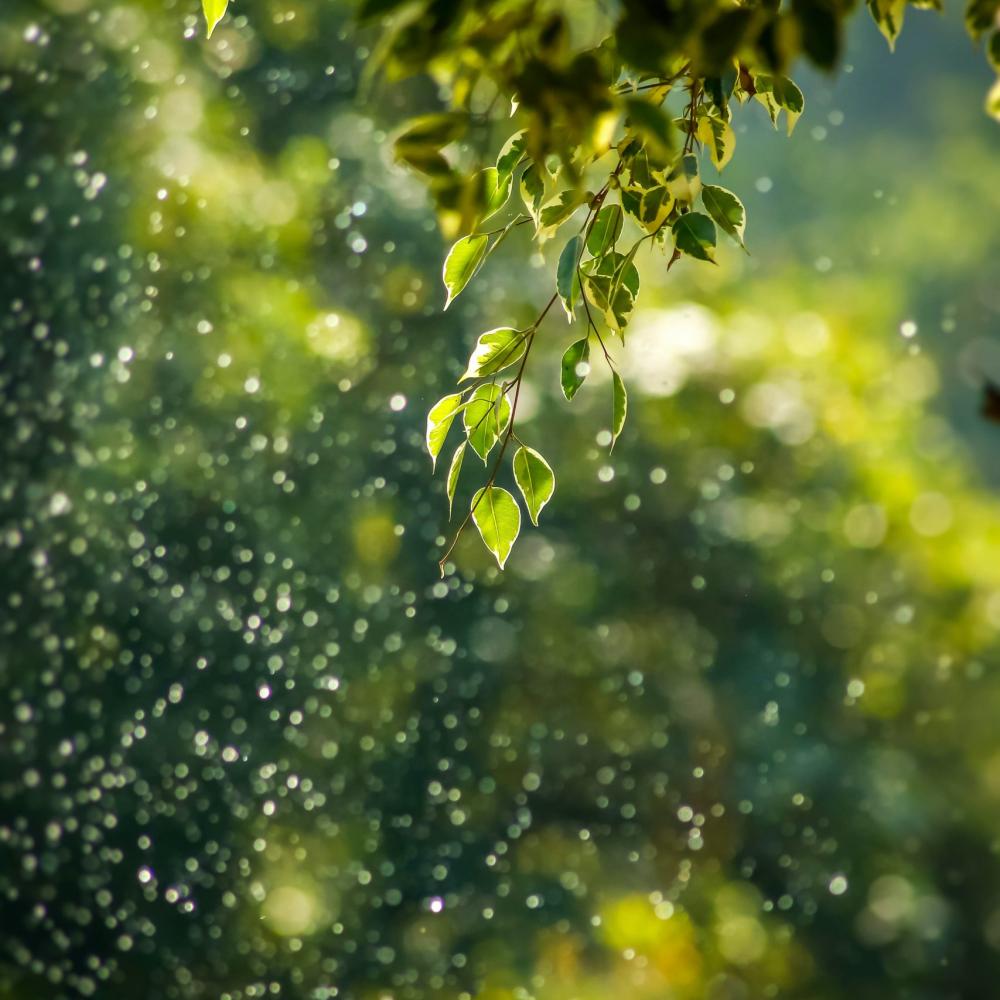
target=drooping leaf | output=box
[520,163,546,226]
[426,393,466,470]
[557,235,583,321]
[754,75,805,135]
[611,370,628,450]
[463,384,511,462]
[672,211,717,262]
[867,0,908,48]
[513,446,556,525]
[471,486,521,569]
[461,327,526,381]
[442,235,488,309]
[696,114,736,170]
[701,184,747,248]
[446,441,465,518]
[202,0,229,38]
[587,204,623,256]
[561,337,591,400]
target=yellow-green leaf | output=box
[513,446,555,525]
[426,393,466,470]
[202,0,229,38]
[611,371,628,450]
[446,442,465,518]
[443,235,488,309]
[463,384,511,462]
[460,327,526,381]
[471,486,521,569]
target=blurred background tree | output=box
[0,2,999,999]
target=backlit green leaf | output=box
[443,235,488,309]
[460,327,526,381]
[561,337,590,400]
[426,393,466,471]
[496,130,528,184]
[611,371,628,450]
[471,486,521,569]
[672,211,717,262]
[446,442,465,518]
[202,0,229,37]
[463,384,511,462]
[513,446,555,525]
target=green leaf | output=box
[672,212,717,262]
[539,189,586,230]
[202,0,229,37]
[446,442,465,519]
[513,447,556,526]
[471,486,521,569]
[701,184,747,248]
[561,337,590,401]
[867,0,907,48]
[754,75,805,135]
[479,166,512,223]
[611,371,628,451]
[426,393,466,471]
[442,235,488,309]
[696,114,736,171]
[496,130,528,184]
[520,163,546,226]
[587,204,623,257]
[460,327,526,381]
[557,235,583,322]
[463,384,511,462]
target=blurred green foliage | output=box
[0,2,999,1000]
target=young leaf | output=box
[461,327,526,381]
[464,384,511,462]
[561,337,591,401]
[471,486,521,569]
[513,446,556,526]
[611,371,628,450]
[202,0,229,38]
[426,393,466,470]
[672,212,717,262]
[701,184,747,248]
[587,204,623,256]
[443,235,488,309]
[446,441,465,518]
[557,235,583,321]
